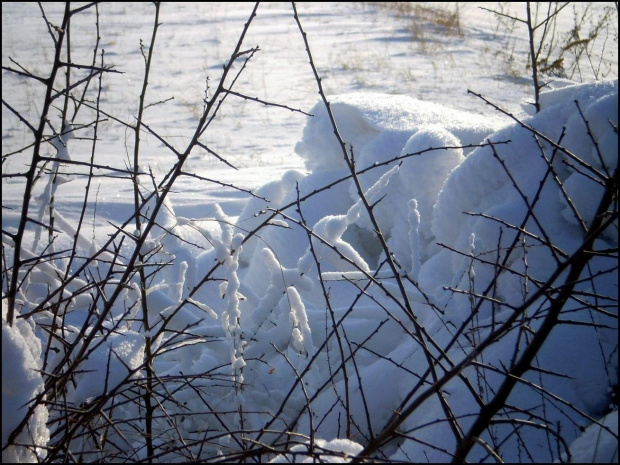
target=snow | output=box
[269,437,363,463]
[562,410,618,463]
[2,2,618,463]
[295,92,503,173]
[2,301,49,463]
[69,331,145,405]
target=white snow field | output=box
[2,2,618,463]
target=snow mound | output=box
[295,92,504,172]
[269,438,363,463]
[2,302,49,463]
[428,79,618,308]
[232,81,617,462]
[562,409,618,463]
[71,330,145,404]
[5,82,616,462]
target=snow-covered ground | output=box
[2,2,618,463]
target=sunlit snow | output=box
[2,2,617,463]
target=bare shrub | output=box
[2,2,617,463]
[482,2,618,111]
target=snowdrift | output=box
[231,81,618,462]
[3,80,617,462]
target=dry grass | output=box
[368,2,464,48]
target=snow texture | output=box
[269,437,364,463]
[2,302,49,463]
[2,2,617,462]
[562,410,618,463]
[238,80,618,462]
